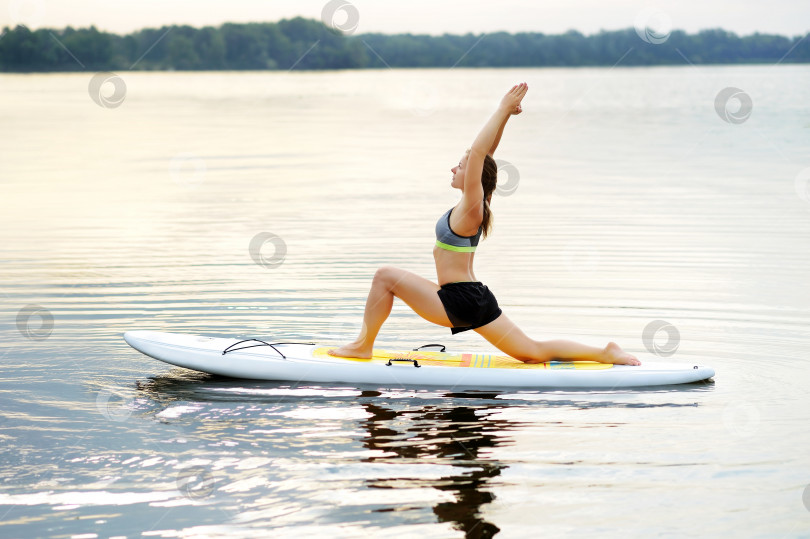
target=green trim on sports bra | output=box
[435,240,477,252]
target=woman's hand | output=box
[499,82,528,115]
[474,82,528,157]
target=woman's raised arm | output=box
[489,98,523,156]
[463,83,528,202]
[470,83,527,156]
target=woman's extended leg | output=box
[474,313,641,365]
[328,266,453,359]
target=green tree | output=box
[1,19,808,72]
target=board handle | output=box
[386,358,421,368]
[413,343,446,352]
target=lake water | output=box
[1,65,809,538]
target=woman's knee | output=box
[505,342,552,363]
[373,265,400,289]
[505,341,542,362]
[531,341,554,363]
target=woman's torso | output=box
[433,204,483,285]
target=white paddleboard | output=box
[123,331,714,389]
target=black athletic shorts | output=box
[437,281,502,334]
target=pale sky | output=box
[2,0,809,37]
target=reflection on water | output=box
[1,66,810,536]
[132,374,514,537]
[359,398,506,537]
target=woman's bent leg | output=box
[474,313,640,365]
[328,266,453,358]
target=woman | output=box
[329,82,640,366]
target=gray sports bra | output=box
[435,207,482,253]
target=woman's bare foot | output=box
[327,343,372,359]
[601,342,641,366]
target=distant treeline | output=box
[1,17,808,72]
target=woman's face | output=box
[450,153,468,190]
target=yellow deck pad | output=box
[312,347,613,370]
